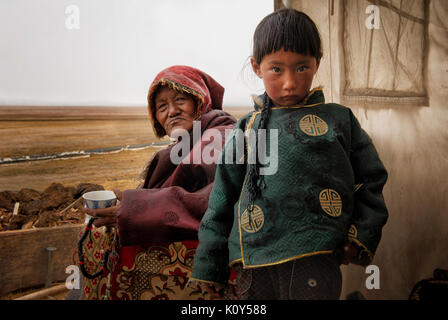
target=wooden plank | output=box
[15,283,68,300]
[0,224,84,295]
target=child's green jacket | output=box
[191,88,388,285]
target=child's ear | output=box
[250,57,263,78]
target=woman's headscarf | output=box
[147,65,225,138]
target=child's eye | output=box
[298,66,308,72]
[272,67,281,73]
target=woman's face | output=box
[154,86,197,137]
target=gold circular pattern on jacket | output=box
[319,189,342,217]
[299,114,328,136]
[241,205,264,233]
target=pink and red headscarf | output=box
[147,65,225,138]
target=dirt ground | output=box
[0,119,159,159]
[0,146,160,192]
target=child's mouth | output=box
[280,95,300,105]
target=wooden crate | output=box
[0,224,84,296]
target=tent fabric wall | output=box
[279,0,448,299]
[343,0,429,105]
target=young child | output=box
[190,9,388,300]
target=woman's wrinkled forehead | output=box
[154,84,189,102]
[150,80,201,110]
[149,66,224,113]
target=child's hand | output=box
[341,241,360,265]
[341,241,371,266]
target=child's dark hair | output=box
[252,9,323,65]
[247,9,322,206]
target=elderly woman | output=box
[76,66,236,300]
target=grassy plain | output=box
[0,106,251,192]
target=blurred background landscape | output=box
[0,0,269,192]
[0,1,265,298]
[0,106,250,192]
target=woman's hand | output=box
[82,189,122,228]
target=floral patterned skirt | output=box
[73,225,235,300]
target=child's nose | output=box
[283,71,297,91]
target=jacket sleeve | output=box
[348,110,389,262]
[117,184,212,246]
[190,118,247,285]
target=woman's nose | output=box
[167,102,180,116]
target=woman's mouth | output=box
[168,118,185,126]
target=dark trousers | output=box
[233,253,342,300]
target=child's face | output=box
[154,86,197,137]
[251,49,320,106]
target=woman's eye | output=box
[157,104,167,111]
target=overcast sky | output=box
[0,0,273,107]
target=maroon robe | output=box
[117,109,236,246]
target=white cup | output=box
[82,190,117,224]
